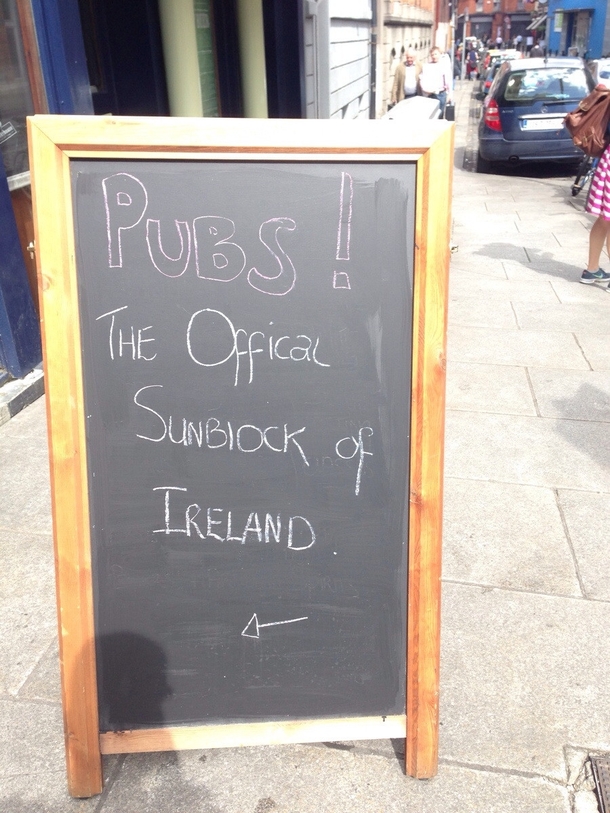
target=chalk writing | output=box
[96,306,157,361]
[102,172,297,295]
[336,427,374,495]
[193,216,245,282]
[333,172,353,290]
[133,385,310,465]
[152,486,315,550]
[146,218,191,278]
[247,218,297,296]
[336,173,353,261]
[333,270,351,290]
[103,173,148,268]
[186,308,330,386]
[241,613,308,639]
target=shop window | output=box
[0,0,34,180]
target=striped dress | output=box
[586,145,610,220]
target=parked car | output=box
[479,60,503,96]
[590,58,610,89]
[478,49,522,96]
[488,48,520,64]
[477,57,595,172]
[479,48,519,70]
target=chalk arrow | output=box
[241,613,309,639]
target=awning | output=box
[526,14,547,30]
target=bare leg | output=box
[587,217,610,270]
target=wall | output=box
[302,0,373,119]
[303,0,329,118]
[381,0,434,113]
[329,0,373,118]
[435,20,451,51]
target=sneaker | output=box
[580,268,610,284]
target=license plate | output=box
[521,118,562,131]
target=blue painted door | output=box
[0,0,43,380]
[30,0,93,114]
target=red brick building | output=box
[456,0,541,47]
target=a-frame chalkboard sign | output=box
[28,115,452,798]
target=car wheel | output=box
[476,150,493,173]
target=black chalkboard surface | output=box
[71,159,415,731]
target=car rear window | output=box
[502,67,589,102]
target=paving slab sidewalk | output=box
[1,82,609,812]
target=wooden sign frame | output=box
[27,115,452,798]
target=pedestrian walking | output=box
[581,143,610,287]
[390,48,422,106]
[466,44,478,80]
[419,46,453,117]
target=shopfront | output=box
[546,0,607,58]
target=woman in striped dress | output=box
[582,147,610,286]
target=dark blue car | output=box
[477,57,595,172]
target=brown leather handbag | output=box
[564,84,610,157]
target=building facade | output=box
[456,0,540,46]
[1,0,452,386]
[379,0,435,112]
[545,0,610,58]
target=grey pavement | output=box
[2,84,610,811]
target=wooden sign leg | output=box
[405,135,451,778]
[405,497,442,778]
[29,122,104,797]
[53,445,102,797]
[405,349,443,780]
[61,637,103,797]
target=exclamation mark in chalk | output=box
[333,172,353,289]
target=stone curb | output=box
[0,364,45,427]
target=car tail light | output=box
[484,99,502,132]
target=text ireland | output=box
[153,487,315,551]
